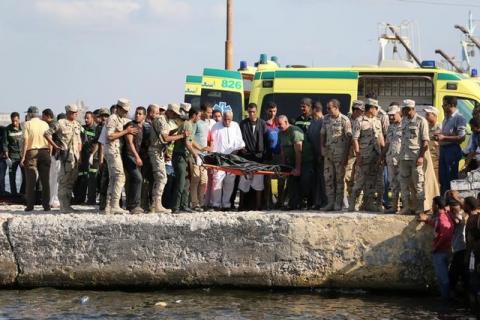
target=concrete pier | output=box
[0,208,435,290]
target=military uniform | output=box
[376,108,390,208]
[349,115,383,211]
[385,122,402,212]
[399,109,429,214]
[45,117,82,212]
[148,114,171,213]
[105,109,130,214]
[320,114,352,210]
[73,123,97,204]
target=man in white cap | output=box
[424,106,441,182]
[210,110,245,210]
[104,98,138,214]
[349,98,384,212]
[45,104,83,212]
[381,103,402,213]
[398,99,429,215]
[148,103,187,213]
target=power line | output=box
[396,0,480,7]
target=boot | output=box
[111,206,129,215]
[320,202,335,211]
[334,195,343,211]
[60,206,76,213]
[130,207,144,215]
[415,201,425,215]
[151,199,171,214]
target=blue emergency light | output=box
[259,53,268,64]
[271,56,279,66]
[239,61,248,70]
[421,60,436,68]
[472,68,478,77]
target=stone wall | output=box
[0,212,435,290]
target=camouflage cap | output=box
[365,98,379,108]
[423,106,438,116]
[352,100,365,111]
[402,99,416,109]
[387,105,401,115]
[98,107,110,116]
[168,103,181,116]
[117,98,131,111]
[65,104,79,113]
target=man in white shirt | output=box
[210,111,245,210]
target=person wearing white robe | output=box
[210,111,245,209]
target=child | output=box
[419,196,455,300]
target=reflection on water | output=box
[0,288,473,319]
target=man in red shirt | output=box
[419,196,455,300]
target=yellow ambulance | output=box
[249,60,480,123]
[184,75,202,107]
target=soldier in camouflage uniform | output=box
[148,104,187,213]
[349,98,384,212]
[104,98,138,215]
[320,99,352,211]
[424,106,441,182]
[382,104,402,213]
[344,100,364,208]
[399,99,429,215]
[366,93,390,209]
[44,104,82,212]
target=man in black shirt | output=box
[238,103,267,210]
[73,111,97,204]
[92,107,110,210]
[294,97,315,209]
[123,106,146,214]
[3,112,24,197]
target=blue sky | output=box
[0,0,479,114]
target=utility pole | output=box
[225,0,233,70]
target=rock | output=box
[3,212,435,290]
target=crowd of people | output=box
[419,192,480,305]
[0,93,473,215]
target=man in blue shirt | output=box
[435,96,467,194]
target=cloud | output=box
[34,0,141,26]
[146,0,191,19]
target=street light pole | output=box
[225,0,233,70]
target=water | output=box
[0,288,474,319]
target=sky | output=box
[0,0,480,115]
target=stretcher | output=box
[202,164,292,176]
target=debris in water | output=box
[154,301,168,307]
[80,296,89,304]
[175,300,182,304]
[202,288,210,292]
